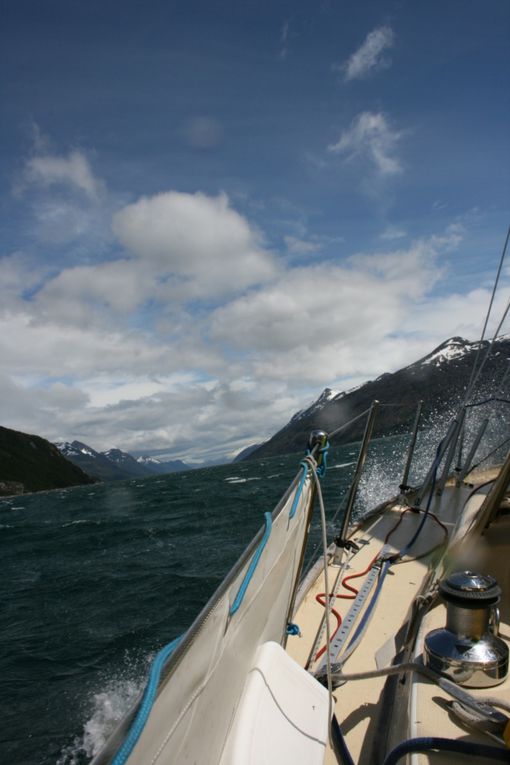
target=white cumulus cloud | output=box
[112,191,277,298]
[209,230,465,387]
[341,25,394,81]
[328,111,403,176]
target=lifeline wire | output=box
[328,407,372,439]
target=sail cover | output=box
[98,466,316,765]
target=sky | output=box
[1,0,509,463]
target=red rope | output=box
[313,506,448,661]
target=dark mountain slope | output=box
[0,426,97,495]
[245,337,510,460]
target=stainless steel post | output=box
[400,400,423,491]
[436,409,466,495]
[336,400,379,546]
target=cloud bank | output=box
[1,141,502,462]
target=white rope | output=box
[302,455,334,744]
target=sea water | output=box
[0,437,428,765]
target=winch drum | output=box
[424,571,509,688]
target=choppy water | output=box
[0,432,460,764]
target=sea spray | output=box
[57,675,145,765]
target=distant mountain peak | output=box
[291,387,339,424]
[55,440,99,458]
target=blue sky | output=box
[1,0,509,461]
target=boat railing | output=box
[399,400,423,491]
[332,400,379,564]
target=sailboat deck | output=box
[409,509,510,764]
[287,478,510,764]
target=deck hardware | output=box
[399,400,423,494]
[424,571,509,688]
[316,549,391,673]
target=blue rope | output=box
[289,462,308,519]
[316,441,329,478]
[331,714,355,765]
[383,736,510,764]
[286,622,301,636]
[229,512,272,616]
[288,442,329,521]
[111,634,183,765]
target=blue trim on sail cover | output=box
[229,511,273,616]
[111,634,183,765]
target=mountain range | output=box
[55,441,192,482]
[243,336,510,460]
[2,336,508,494]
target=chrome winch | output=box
[424,571,509,688]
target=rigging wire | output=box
[328,407,372,439]
[463,224,510,407]
[467,435,510,474]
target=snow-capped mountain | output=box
[244,336,510,460]
[135,455,190,474]
[290,387,340,423]
[56,441,96,459]
[55,441,137,481]
[55,441,192,481]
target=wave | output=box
[224,476,262,484]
